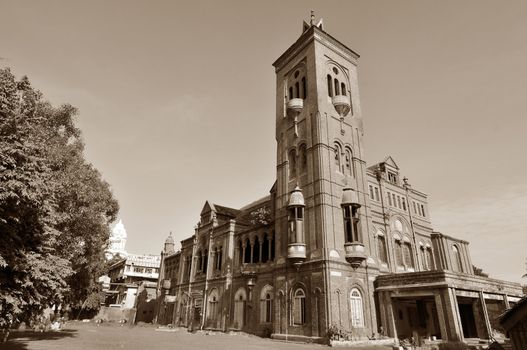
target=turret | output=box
[341,186,366,269]
[287,186,306,262]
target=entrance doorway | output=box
[458,303,478,338]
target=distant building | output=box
[105,219,128,261]
[107,253,161,310]
[155,15,523,347]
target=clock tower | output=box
[272,14,378,336]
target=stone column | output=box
[503,294,510,309]
[479,291,492,339]
[258,238,263,263]
[434,291,448,341]
[380,292,398,339]
[250,240,254,263]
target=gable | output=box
[383,155,399,170]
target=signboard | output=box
[165,295,176,303]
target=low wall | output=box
[96,306,136,323]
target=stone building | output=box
[156,15,523,345]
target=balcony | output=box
[332,95,351,117]
[286,98,304,116]
[287,243,306,261]
[344,242,367,269]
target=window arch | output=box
[350,288,364,328]
[334,143,342,172]
[425,247,433,270]
[299,144,307,174]
[377,232,388,264]
[344,147,355,177]
[260,285,274,323]
[292,288,306,325]
[341,82,346,96]
[452,245,463,272]
[334,78,340,95]
[287,67,307,101]
[289,149,297,179]
[402,242,414,269]
[327,75,333,97]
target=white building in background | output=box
[105,219,128,260]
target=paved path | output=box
[4,322,392,350]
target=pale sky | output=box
[1,0,526,284]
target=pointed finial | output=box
[310,10,315,25]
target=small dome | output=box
[111,219,127,239]
[165,232,174,244]
[288,186,305,207]
[341,186,361,207]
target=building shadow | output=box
[3,329,77,350]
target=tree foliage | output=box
[0,68,119,333]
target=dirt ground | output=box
[3,322,392,350]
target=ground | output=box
[3,322,392,350]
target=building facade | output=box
[156,17,523,344]
[107,253,161,309]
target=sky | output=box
[1,0,526,284]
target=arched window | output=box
[426,247,433,270]
[293,288,306,325]
[334,143,342,172]
[377,234,388,264]
[343,205,360,243]
[288,87,293,100]
[301,77,307,99]
[327,75,333,97]
[350,289,364,327]
[262,234,270,263]
[295,82,300,98]
[289,149,297,179]
[452,245,463,272]
[334,79,340,95]
[403,242,414,269]
[344,148,354,176]
[202,249,208,273]
[244,238,251,264]
[341,82,346,96]
[253,236,260,263]
[197,250,202,272]
[299,144,307,174]
[260,285,274,323]
[394,239,403,267]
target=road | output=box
[4,322,392,350]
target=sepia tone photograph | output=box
[1,1,526,349]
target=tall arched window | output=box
[253,236,260,263]
[295,82,300,98]
[334,143,342,172]
[293,288,306,325]
[377,234,388,264]
[327,75,333,97]
[289,149,297,179]
[299,144,307,174]
[301,77,307,99]
[197,250,202,272]
[426,247,433,270]
[334,79,340,95]
[403,242,414,268]
[238,240,243,265]
[289,87,293,100]
[452,245,463,272]
[244,238,251,263]
[260,285,274,323]
[344,148,354,177]
[394,239,403,267]
[350,288,364,328]
[341,82,346,96]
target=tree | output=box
[0,68,119,341]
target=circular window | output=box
[332,67,339,75]
[294,71,299,78]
